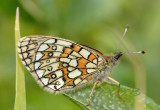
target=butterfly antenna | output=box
[114,24,129,54]
[122,50,146,54]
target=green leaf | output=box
[14,7,26,110]
[65,82,160,110]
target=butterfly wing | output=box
[18,36,105,93]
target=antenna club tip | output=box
[126,24,129,29]
[141,51,146,54]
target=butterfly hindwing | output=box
[18,36,104,93]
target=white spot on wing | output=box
[55,45,64,51]
[93,59,98,64]
[36,52,44,61]
[39,58,57,68]
[68,55,76,59]
[46,60,50,63]
[98,57,103,62]
[86,62,96,68]
[56,40,72,47]
[47,58,57,63]
[18,48,21,53]
[68,67,75,71]
[68,69,82,78]
[21,41,29,46]
[28,44,36,50]
[34,62,42,70]
[62,63,68,67]
[22,53,28,58]
[55,70,63,78]
[48,85,56,90]
[38,44,49,51]
[41,78,49,85]
[71,51,81,57]
[87,69,96,73]
[52,46,57,50]
[53,52,61,57]
[79,49,90,59]
[74,78,82,85]
[54,78,64,89]
[47,66,53,71]
[21,46,27,52]
[52,74,56,78]
[25,59,31,64]
[49,62,60,71]
[44,39,56,44]
[69,59,78,67]
[60,58,70,63]
[36,69,46,77]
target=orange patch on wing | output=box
[79,69,91,80]
[59,62,64,69]
[46,44,53,51]
[44,74,55,84]
[49,78,55,84]
[62,68,68,75]
[64,78,74,86]
[73,45,81,52]
[79,69,87,75]
[56,58,60,62]
[45,74,52,78]
[88,54,96,62]
[64,48,72,54]
[77,58,89,68]
[80,74,91,80]
[61,53,68,57]
[41,52,50,59]
[61,68,74,86]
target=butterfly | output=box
[18,32,145,106]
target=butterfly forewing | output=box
[18,36,105,93]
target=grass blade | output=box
[14,7,26,110]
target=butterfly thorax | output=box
[96,53,123,82]
[106,52,122,67]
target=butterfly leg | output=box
[86,80,100,106]
[108,77,125,102]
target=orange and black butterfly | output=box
[18,26,145,106]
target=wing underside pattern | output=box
[18,36,104,93]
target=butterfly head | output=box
[106,50,146,67]
[105,52,123,67]
[112,52,123,65]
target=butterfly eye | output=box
[114,53,123,60]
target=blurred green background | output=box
[0,0,160,110]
